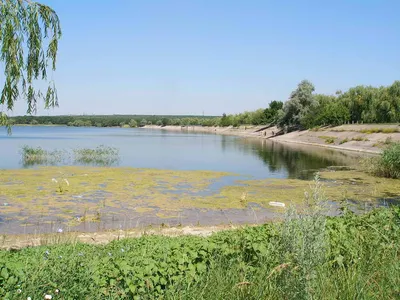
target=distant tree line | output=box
[9,80,400,130]
[9,115,221,128]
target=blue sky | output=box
[10,0,400,116]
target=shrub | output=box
[363,142,400,178]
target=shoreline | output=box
[143,124,400,154]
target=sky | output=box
[7,0,400,116]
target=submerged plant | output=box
[20,146,64,167]
[73,145,119,166]
[19,145,120,167]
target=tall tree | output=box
[0,0,61,127]
[278,80,317,129]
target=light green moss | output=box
[1,167,399,228]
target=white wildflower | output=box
[27,297,32,300]
[121,248,125,253]
[55,289,60,294]
[44,295,52,300]
[57,228,63,233]
[17,289,22,293]
[51,178,58,183]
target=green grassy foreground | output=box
[1,201,399,299]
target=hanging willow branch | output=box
[0,0,62,116]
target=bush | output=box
[364,142,400,178]
[128,119,137,128]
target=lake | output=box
[0,126,361,179]
[1,126,375,234]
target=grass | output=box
[318,136,336,144]
[351,136,369,142]
[0,179,399,299]
[360,128,399,134]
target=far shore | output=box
[143,124,400,154]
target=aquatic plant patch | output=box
[0,167,399,233]
[19,145,120,167]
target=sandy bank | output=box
[1,225,237,249]
[143,124,400,154]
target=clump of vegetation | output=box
[351,136,369,142]
[363,142,400,178]
[339,138,349,144]
[360,128,399,134]
[20,146,64,167]
[318,136,336,144]
[73,145,119,166]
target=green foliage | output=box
[128,119,137,128]
[20,145,63,167]
[0,206,399,299]
[0,0,61,115]
[278,80,400,131]
[363,142,400,178]
[264,100,283,124]
[10,114,219,128]
[73,145,119,166]
[278,80,318,129]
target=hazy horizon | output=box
[7,0,400,117]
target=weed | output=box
[73,145,119,166]
[318,136,336,144]
[20,146,64,167]
[351,136,369,142]
[360,128,399,134]
[339,138,349,144]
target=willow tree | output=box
[0,0,61,128]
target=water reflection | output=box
[1,126,371,179]
[222,136,365,179]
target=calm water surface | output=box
[1,126,361,179]
[0,126,376,234]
